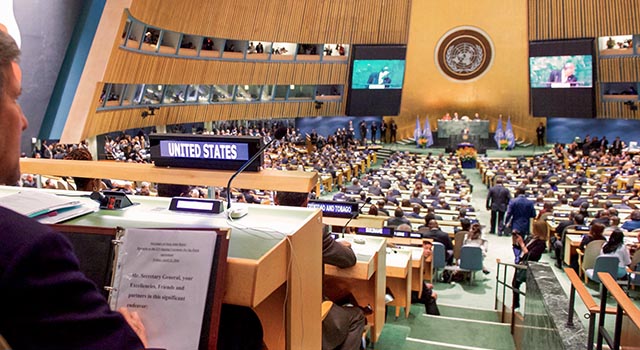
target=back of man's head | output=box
[275,191,308,207]
[394,206,404,218]
[574,213,585,225]
[460,218,471,231]
[0,29,20,99]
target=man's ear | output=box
[0,24,7,33]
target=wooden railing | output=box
[596,272,640,350]
[19,158,317,193]
[565,268,617,350]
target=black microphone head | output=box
[365,197,372,204]
[274,127,287,140]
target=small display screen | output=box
[351,60,406,90]
[529,55,593,88]
[176,200,215,211]
[529,39,595,118]
[150,133,263,171]
[356,226,394,237]
[159,140,249,161]
[346,45,407,116]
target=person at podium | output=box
[366,66,391,88]
[548,62,577,84]
[461,127,470,141]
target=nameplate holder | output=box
[169,197,224,214]
[149,133,263,171]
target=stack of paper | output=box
[0,190,97,224]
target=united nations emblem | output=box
[435,27,494,81]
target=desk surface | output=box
[0,187,316,260]
[0,186,323,349]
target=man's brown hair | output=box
[0,30,20,99]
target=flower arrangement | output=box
[418,137,427,147]
[456,146,477,161]
[499,139,509,150]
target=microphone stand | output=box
[341,197,371,238]
[226,128,286,210]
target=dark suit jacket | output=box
[422,229,453,251]
[486,184,511,212]
[0,208,143,350]
[321,229,363,350]
[367,186,383,196]
[367,72,391,86]
[505,195,537,234]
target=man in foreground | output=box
[0,28,146,349]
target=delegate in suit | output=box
[505,188,537,237]
[548,62,577,84]
[486,178,511,235]
[367,67,391,87]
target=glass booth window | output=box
[235,85,262,102]
[142,27,160,52]
[272,42,296,60]
[159,30,180,55]
[316,85,342,101]
[274,85,289,100]
[288,85,314,99]
[212,85,234,102]
[179,35,200,56]
[163,85,187,104]
[143,85,163,104]
[123,84,144,105]
[261,85,275,101]
[121,20,131,46]
[104,84,126,107]
[126,21,145,49]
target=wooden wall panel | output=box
[529,0,640,40]
[103,52,349,85]
[129,0,411,45]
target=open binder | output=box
[51,225,229,350]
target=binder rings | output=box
[51,225,229,350]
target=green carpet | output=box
[376,304,515,350]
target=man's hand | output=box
[119,307,148,348]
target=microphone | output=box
[226,127,287,210]
[341,197,371,238]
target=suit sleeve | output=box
[505,202,513,225]
[322,229,356,268]
[486,189,492,209]
[0,230,144,350]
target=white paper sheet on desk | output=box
[0,190,81,217]
[34,202,98,224]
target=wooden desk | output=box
[385,249,412,318]
[19,158,318,193]
[564,234,582,266]
[0,186,322,350]
[324,234,386,345]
